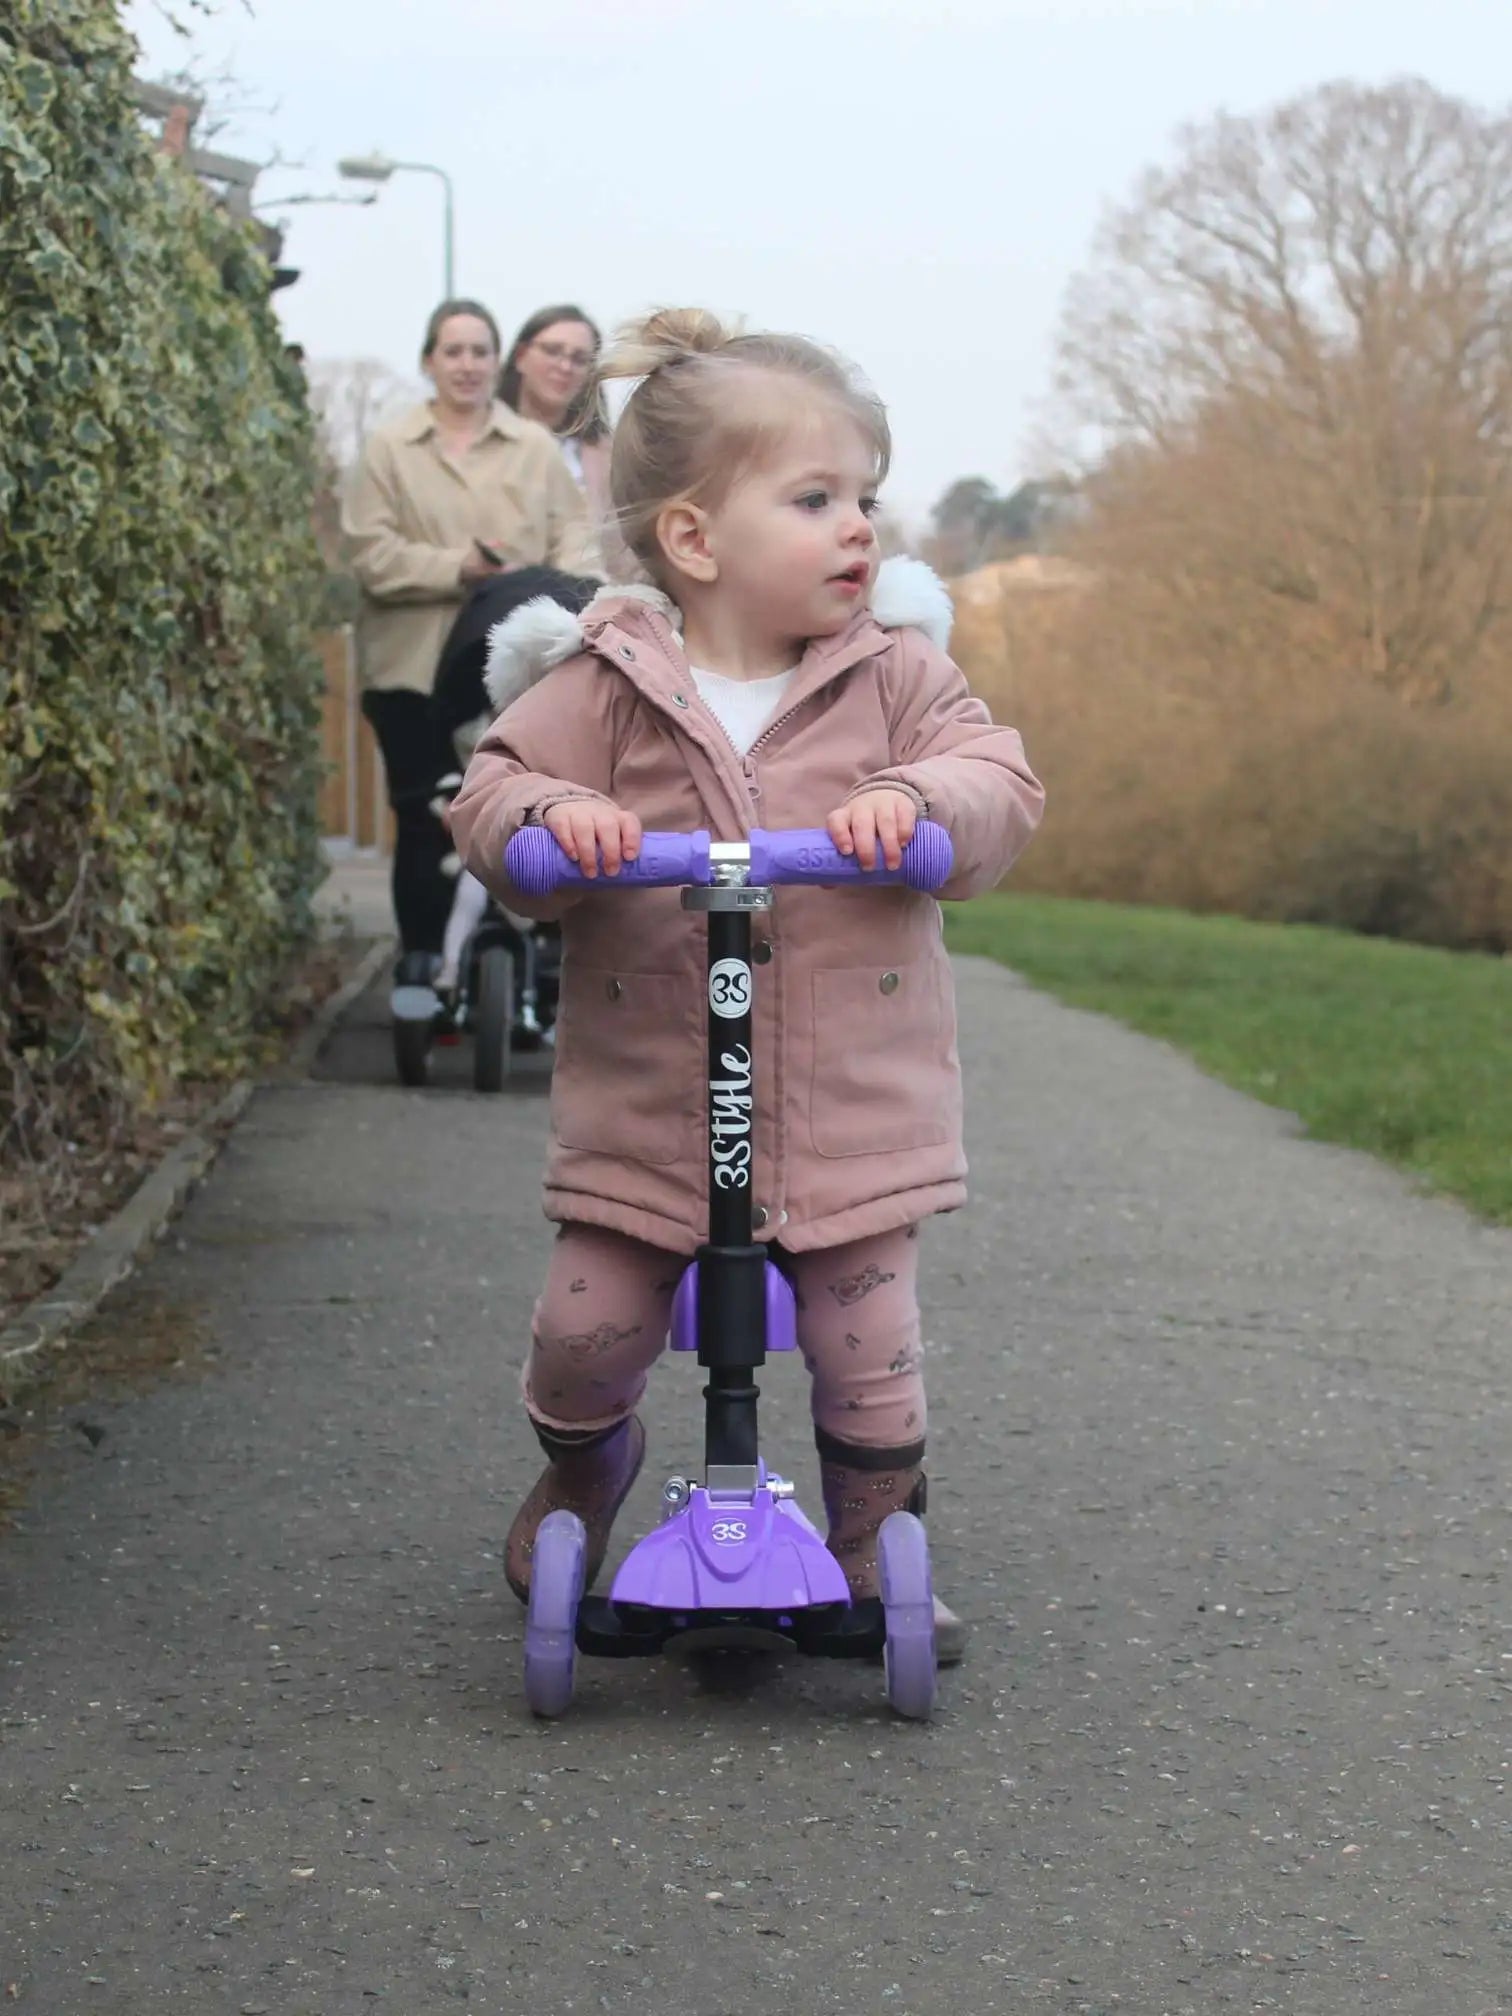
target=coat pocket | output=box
[552,964,696,1167]
[809,959,957,1159]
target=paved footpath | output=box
[3,950,1510,2014]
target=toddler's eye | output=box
[860,495,881,517]
[796,490,829,511]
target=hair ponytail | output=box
[592,306,891,585]
[594,307,733,388]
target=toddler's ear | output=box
[656,501,717,586]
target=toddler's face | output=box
[701,412,881,646]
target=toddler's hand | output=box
[826,790,918,872]
[542,799,643,877]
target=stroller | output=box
[388,567,599,1092]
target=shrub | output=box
[1,1,325,1229]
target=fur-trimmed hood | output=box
[482,554,954,716]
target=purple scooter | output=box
[503,819,955,1719]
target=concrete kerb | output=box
[0,932,395,1405]
[0,1080,253,1403]
[280,933,394,1081]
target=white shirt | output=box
[690,665,797,757]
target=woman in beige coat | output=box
[343,297,598,956]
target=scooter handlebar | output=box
[505,825,713,895]
[504,820,953,896]
[746,823,952,892]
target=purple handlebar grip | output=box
[503,820,953,895]
[748,819,953,892]
[505,825,713,896]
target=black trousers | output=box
[361,689,456,956]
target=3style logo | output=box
[708,958,752,1019]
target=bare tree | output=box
[306,358,419,471]
[1053,78,1512,701]
[143,0,253,42]
[302,360,419,572]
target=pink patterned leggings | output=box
[524,1222,926,1454]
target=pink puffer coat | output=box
[449,558,1044,1255]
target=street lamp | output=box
[252,191,379,212]
[337,151,455,296]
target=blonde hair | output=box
[594,308,891,581]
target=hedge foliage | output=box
[0,3,325,1220]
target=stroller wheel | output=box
[473,943,514,1092]
[879,1512,937,1720]
[394,1019,432,1087]
[392,954,436,1087]
[524,1511,587,1717]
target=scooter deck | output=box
[574,1594,888,1661]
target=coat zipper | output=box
[606,608,881,823]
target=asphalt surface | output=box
[3,954,1510,2014]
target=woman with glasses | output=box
[498,305,612,536]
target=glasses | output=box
[531,339,595,370]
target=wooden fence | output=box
[318,627,391,854]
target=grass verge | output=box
[947,893,1512,1224]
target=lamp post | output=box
[252,191,379,212]
[337,152,455,296]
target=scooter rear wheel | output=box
[879,1512,937,1720]
[523,1510,587,1718]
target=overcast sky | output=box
[126,0,1507,525]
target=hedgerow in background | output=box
[953,79,1512,952]
[1,1,325,1238]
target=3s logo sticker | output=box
[709,959,752,1018]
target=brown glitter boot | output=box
[505,1415,646,1604]
[818,1435,967,1666]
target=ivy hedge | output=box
[1,2,325,1231]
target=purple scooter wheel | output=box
[523,1510,587,1718]
[878,1511,937,1720]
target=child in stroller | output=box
[389,567,599,1090]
